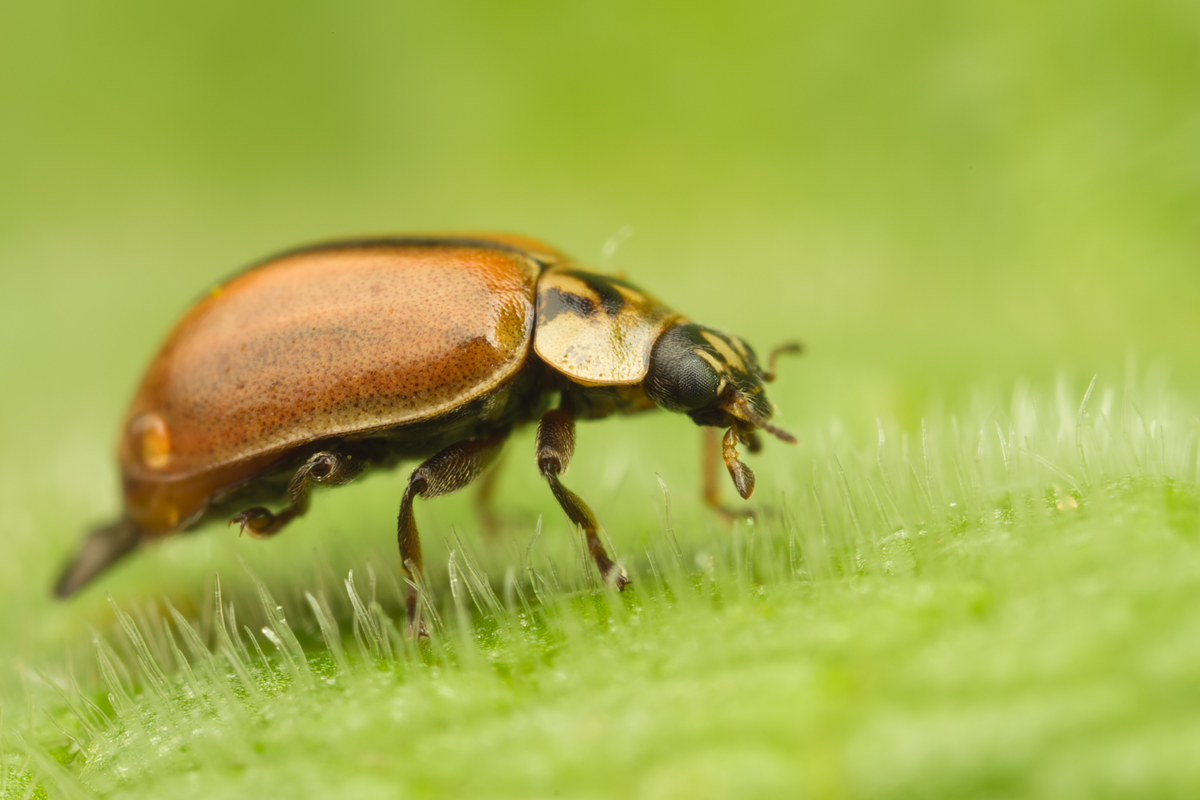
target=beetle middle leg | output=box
[536,408,630,590]
[473,455,506,539]
[397,431,508,635]
[230,451,365,537]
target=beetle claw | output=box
[406,617,430,640]
[608,568,632,591]
[229,507,277,538]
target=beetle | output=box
[55,234,798,631]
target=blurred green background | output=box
[2,0,1199,726]
[5,0,1199,431]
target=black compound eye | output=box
[671,354,722,410]
[645,325,726,412]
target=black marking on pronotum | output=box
[569,271,629,317]
[538,288,596,325]
[538,270,647,326]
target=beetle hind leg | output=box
[536,408,630,590]
[230,507,289,538]
[230,451,365,538]
[397,431,509,636]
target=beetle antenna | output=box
[731,397,797,444]
[757,418,797,444]
[762,341,804,382]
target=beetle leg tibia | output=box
[229,451,365,538]
[536,408,631,590]
[702,427,756,523]
[397,432,509,636]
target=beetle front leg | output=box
[702,427,756,522]
[536,408,630,590]
[231,451,365,538]
[721,424,758,500]
[397,431,508,636]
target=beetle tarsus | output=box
[401,561,431,640]
[604,564,632,590]
[229,507,290,538]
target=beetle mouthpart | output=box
[727,396,797,444]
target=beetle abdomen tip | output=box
[53,518,142,599]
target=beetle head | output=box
[643,323,797,498]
